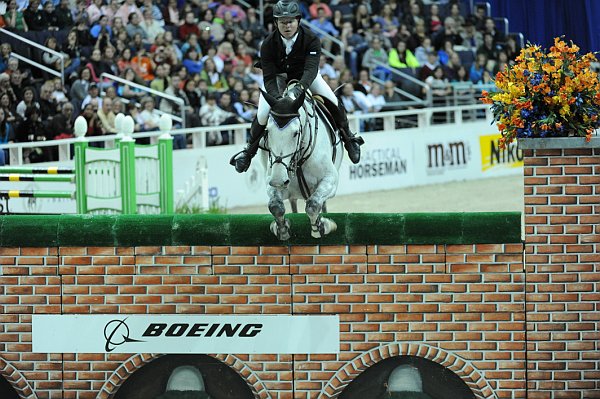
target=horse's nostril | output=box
[284,180,290,186]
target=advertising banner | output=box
[413,125,482,185]
[336,130,415,195]
[32,315,339,354]
[479,132,524,177]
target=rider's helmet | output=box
[272,0,301,19]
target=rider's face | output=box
[277,18,299,39]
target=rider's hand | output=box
[288,85,304,99]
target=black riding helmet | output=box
[272,0,301,19]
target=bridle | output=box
[263,91,318,179]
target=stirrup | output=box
[230,150,251,173]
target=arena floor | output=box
[229,175,524,214]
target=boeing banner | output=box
[32,315,339,354]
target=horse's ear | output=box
[260,89,278,107]
[291,90,305,112]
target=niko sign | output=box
[32,315,339,354]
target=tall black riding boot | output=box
[229,119,266,173]
[326,98,364,164]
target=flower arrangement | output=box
[481,37,600,148]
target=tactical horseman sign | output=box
[32,315,340,354]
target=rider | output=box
[230,0,364,173]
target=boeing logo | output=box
[104,319,145,352]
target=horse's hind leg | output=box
[268,189,291,240]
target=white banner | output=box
[336,130,415,195]
[32,315,339,354]
[413,125,482,185]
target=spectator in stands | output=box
[161,73,200,134]
[340,83,371,115]
[15,105,45,152]
[16,86,39,119]
[319,55,336,80]
[374,4,399,39]
[361,37,389,80]
[388,40,420,69]
[233,88,255,122]
[356,69,372,94]
[415,36,434,66]
[86,48,112,84]
[425,66,451,98]
[141,0,164,25]
[162,0,181,26]
[428,4,443,35]
[448,3,465,32]
[5,0,28,32]
[0,44,11,74]
[216,0,246,23]
[41,1,59,31]
[0,107,14,165]
[381,80,401,111]
[483,17,505,44]
[41,37,63,72]
[332,0,355,24]
[179,11,200,41]
[141,7,165,42]
[392,23,414,50]
[69,68,91,112]
[0,91,18,124]
[418,51,439,81]
[437,39,456,66]
[469,53,488,84]
[453,65,470,82]
[433,17,463,50]
[183,78,203,113]
[309,0,332,19]
[91,15,113,40]
[367,82,385,112]
[340,22,367,78]
[150,63,170,93]
[126,12,149,44]
[102,0,119,23]
[200,57,227,93]
[504,35,521,61]
[310,6,339,42]
[81,83,102,109]
[38,82,59,123]
[138,96,160,131]
[62,30,82,80]
[199,92,241,145]
[87,0,103,25]
[443,52,462,81]
[116,0,143,25]
[198,8,224,42]
[48,101,75,139]
[23,0,43,31]
[471,4,487,31]
[477,33,499,64]
[96,96,116,134]
[80,102,104,145]
[182,48,203,74]
[402,1,425,32]
[353,4,371,35]
[118,68,145,100]
[131,47,155,82]
[460,19,483,51]
[364,22,392,50]
[241,8,266,45]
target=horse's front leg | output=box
[268,187,291,241]
[305,172,338,238]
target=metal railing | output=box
[0,104,495,166]
[369,59,432,107]
[100,73,186,128]
[0,28,65,86]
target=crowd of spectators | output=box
[0,0,520,164]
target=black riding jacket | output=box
[260,25,321,97]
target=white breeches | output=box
[257,74,338,125]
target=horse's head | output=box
[262,88,306,188]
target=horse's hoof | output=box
[270,220,291,241]
[323,218,337,234]
[311,227,322,239]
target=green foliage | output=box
[176,198,227,214]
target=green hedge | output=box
[0,213,522,247]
